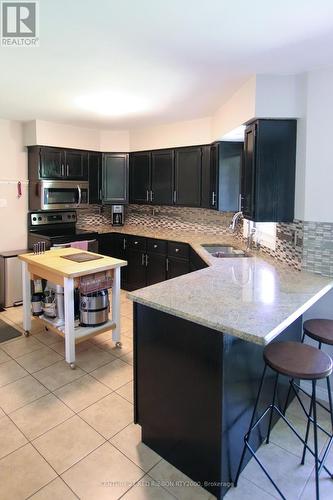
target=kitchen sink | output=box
[202,244,250,258]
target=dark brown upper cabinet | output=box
[241,119,297,222]
[151,149,174,205]
[129,151,151,204]
[28,146,88,181]
[174,147,202,207]
[88,152,102,204]
[102,153,129,204]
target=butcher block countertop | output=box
[18,247,127,278]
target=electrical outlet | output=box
[0,199,7,208]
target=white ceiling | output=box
[1,0,333,129]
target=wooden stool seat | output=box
[264,341,332,380]
[304,319,333,346]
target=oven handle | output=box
[76,185,82,208]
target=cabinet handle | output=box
[141,253,145,266]
[166,257,169,272]
[145,254,149,266]
[212,191,216,206]
[146,190,149,202]
[123,238,126,250]
[150,190,154,202]
[134,241,138,245]
[61,164,65,177]
[175,248,179,253]
[173,190,177,203]
[99,189,102,201]
[153,244,157,249]
[66,164,69,176]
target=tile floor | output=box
[0,291,332,499]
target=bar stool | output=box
[234,341,333,500]
[283,319,333,471]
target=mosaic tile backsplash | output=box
[77,204,332,277]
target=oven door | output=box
[52,239,98,252]
[40,181,89,210]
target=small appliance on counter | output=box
[80,289,109,327]
[111,205,125,226]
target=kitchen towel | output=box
[70,241,88,251]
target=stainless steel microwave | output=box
[29,180,89,210]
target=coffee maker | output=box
[111,205,125,226]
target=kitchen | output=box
[1,1,333,499]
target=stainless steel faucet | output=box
[246,228,257,251]
[230,211,243,232]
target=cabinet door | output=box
[201,145,212,209]
[219,142,242,212]
[151,150,174,205]
[88,153,102,204]
[242,124,256,219]
[174,147,202,206]
[129,152,151,204]
[103,153,129,204]
[39,148,63,179]
[127,249,147,291]
[146,253,166,286]
[167,257,189,279]
[65,150,88,180]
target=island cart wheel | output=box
[70,363,76,370]
[116,341,122,348]
[24,330,30,337]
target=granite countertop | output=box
[81,223,333,345]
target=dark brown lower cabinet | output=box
[166,257,189,279]
[146,253,167,286]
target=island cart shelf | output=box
[18,247,127,368]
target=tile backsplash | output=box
[77,204,333,277]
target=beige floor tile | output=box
[33,415,105,474]
[270,411,329,463]
[0,349,11,365]
[121,302,134,318]
[122,475,176,500]
[0,415,28,458]
[33,360,86,391]
[80,392,133,439]
[300,441,333,499]
[16,345,63,373]
[49,339,91,356]
[10,393,74,440]
[0,408,5,417]
[91,358,133,390]
[62,441,144,500]
[224,476,275,499]
[90,329,114,346]
[121,316,133,334]
[149,459,213,500]
[0,359,28,387]
[241,441,314,498]
[30,477,78,500]
[98,335,133,358]
[75,344,116,372]
[54,374,111,412]
[34,328,64,346]
[121,351,133,365]
[0,443,56,499]
[1,306,23,324]
[116,381,134,403]
[1,336,44,358]
[111,423,161,472]
[0,375,49,413]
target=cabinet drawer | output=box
[147,239,167,255]
[168,241,189,260]
[127,236,146,251]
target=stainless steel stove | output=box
[27,210,98,252]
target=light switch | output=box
[0,199,7,208]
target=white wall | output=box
[24,120,130,152]
[211,77,256,140]
[255,74,301,118]
[129,117,212,151]
[0,119,28,252]
[303,67,333,222]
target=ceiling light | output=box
[75,91,151,117]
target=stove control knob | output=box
[32,217,37,221]
[38,217,42,221]
[72,215,75,219]
[67,214,71,219]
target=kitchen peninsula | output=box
[18,247,127,368]
[128,248,333,499]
